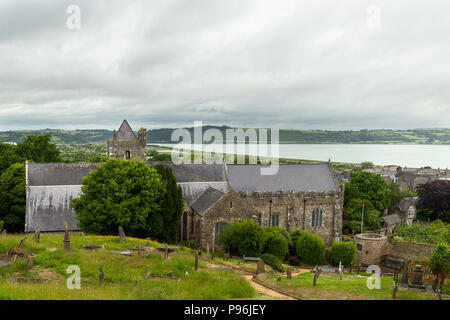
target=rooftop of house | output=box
[114,120,138,141]
[190,187,226,215]
[381,213,402,226]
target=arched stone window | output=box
[214,222,228,245]
[271,213,280,227]
[311,208,323,227]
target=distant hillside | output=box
[0,127,449,145]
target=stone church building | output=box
[25,120,344,249]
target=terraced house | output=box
[25,121,344,249]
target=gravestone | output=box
[118,226,126,243]
[408,264,425,290]
[146,240,150,247]
[195,252,198,271]
[287,268,292,280]
[34,230,40,243]
[145,266,149,279]
[99,265,105,284]
[211,247,215,260]
[1,229,6,237]
[138,246,142,256]
[206,243,210,255]
[339,261,343,280]
[392,281,398,299]
[26,256,34,271]
[256,260,265,274]
[313,268,318,286]
[18,236,26,249]
[63,223,71,252]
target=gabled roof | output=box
[396,198,415,212]
[116,120,137,141]
[148,162,227,182]
[28,163,102,186]
[381,213,402,226]
[226,163,338,194]
[190,187,225,215]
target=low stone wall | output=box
[384,241,436,261]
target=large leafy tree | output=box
[0,142,22,176]
[151,165,184,243]
[0,163,26,232]
[15,134,63,163]
[416,180,450,222]
[429,243,449,290]
[346,171,391,211]
[71,159,166,237]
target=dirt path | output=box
[201,258,300,300]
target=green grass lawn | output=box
[258,271,438,300]
[0,234,255,300]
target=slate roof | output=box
[28,163,101,186]
[381,214,402,226]
[148,162,227,182]
[190,187,226,215]
[116,120,137,141]
[177,182,229,205]
[396,198,415,212]
[226,163,338,194]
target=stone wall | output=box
[240,189,343,245]
[355,233,389,266]
[384,241,436,261]
[107,128,147,161]
[199,191,259,250]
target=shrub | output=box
[0,163,26,232]
[261,253,285,272]
[221,220,265,257]
[180,240,199,250]
[288,256,300,266]
[288,229,305,256]
[296,232,325,266]
[329,241,356,267]
[263,227,289,261]
[0,220,3,232]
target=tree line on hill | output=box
[1,127,449,144]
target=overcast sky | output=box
[0,0,449,130]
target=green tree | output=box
[15,134,63,163]
[263,227,289,261]
[360,161,374,169]
[346,171,390,211]
[0,163,26,232]
[0,142,21,176]
[296,232,325,266]
[152,165,184,243]
[329,241,356,267]
[429,243,449,290]
[71,159,166,237]
[221,220,265,256]
[416,181,450,222]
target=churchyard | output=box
[0,231,448,300]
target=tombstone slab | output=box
[256,260,265,274]
[118,226,126,243]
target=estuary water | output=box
[153,143,450,169]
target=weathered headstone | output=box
[206,243,210,255]
[99,265,104,284]
[18,236,26,249]
[339,261,343,280]
[256,260,265,274]
[1,229,6,237]
[26,256,34,271]
[408,264,425,289]
[164,244,168,260]
[146,240,150,247]
[118,226,126,243]
[392,281,398,299]
[138,246,142,256]
[287,268,292,280]
[195,252,198,271]
[63,223,71,252]
[33,230,40,243]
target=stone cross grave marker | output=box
[118,226,126,243]
[256,260,265,274]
